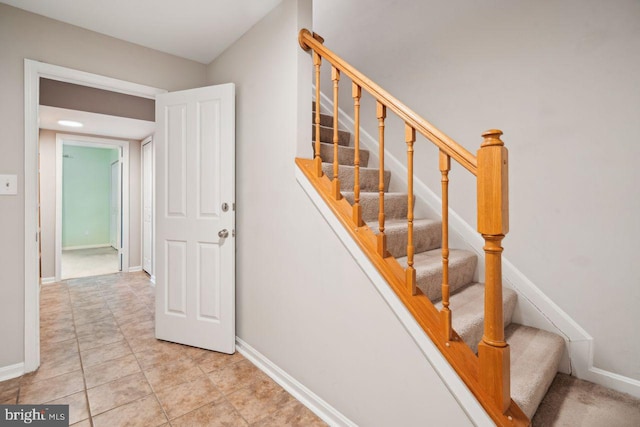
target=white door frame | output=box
[55,134,130,281]
[24,59,165,372]
[141,135,155,281]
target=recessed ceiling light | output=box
[58,120,83,128]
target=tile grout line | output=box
[69,280,96,427]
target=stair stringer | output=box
[316,90,640,399]
[295,166,495,427]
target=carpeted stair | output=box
[310,109,566,420]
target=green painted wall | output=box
[62,145,119,248]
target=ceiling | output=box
[0,0,281,64]
[39,106,155,141]
[10,0,282,139]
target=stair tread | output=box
[344,191,407,197]
[435,283,518,353]
[321,162,384,173]
[396,249,477,301]
[312,112,333,127]
[322,163,391,193]
[313,124,350,146]
[366,218,442,257]
[315,123,349,133]
[507,323,565,419]
[315,142,370,168]
[343,192,409,221]
[367,217,440,231]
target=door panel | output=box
[155,84,235,353]
[110,161,118,249]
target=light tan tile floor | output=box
[0,272,326,427]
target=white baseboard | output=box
[150,275,156,285]
[317,91,640,399]
[236,337,358,427]
[0,362,24,382]
[62,244,112,251]
[128,266,142,272]
[40,277,56,285]
[296,167,494,426]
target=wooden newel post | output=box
[477,129,510,413]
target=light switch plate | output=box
[0,175,18,195]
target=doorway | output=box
[53,135,129,281]
[24,60,166,371]
[25,61,237,372]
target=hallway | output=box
[0,272,325,426]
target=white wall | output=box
[313,0,640,380]
[206,1,474,424]
[0,3,207,369]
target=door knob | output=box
[218,229,229,239]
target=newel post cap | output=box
[481,129,504,147]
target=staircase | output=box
[310,106,565,421]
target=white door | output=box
[155,84,235,353]
[110,161,118,249]
[110,159,123,272]
[142,140,153,275]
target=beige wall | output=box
[0,3,207,368]
[38,130,144,279]
[206,1,474,425]
[314,0,640,380]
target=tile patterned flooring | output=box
[0,272,326,427]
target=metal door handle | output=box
[218,229,229,239]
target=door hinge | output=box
[232,229,235,237]
[232,203,235,211]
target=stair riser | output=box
[343,192,409,222]
[407,250,477,301]
[315,143,370,168]
[508,324,566,419]
[322,164,390,192]
[436,284,518,354]
[311,113,333,127]
[378,222,442,258]
[313,125,350,145]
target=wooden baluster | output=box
[313,51,322,177]
[352,83,363,226]
[406,125,416,294]
[440,150,452,340]
[376,102,387,257]
[331,67,342,200]
[477,129,510,412]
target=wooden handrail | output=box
[299,29,478,175]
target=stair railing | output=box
[298,30,522,425]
